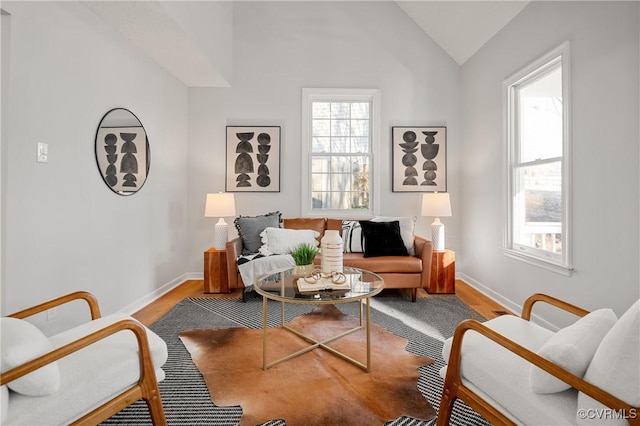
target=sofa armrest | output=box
[521,293,590,321]
[439,318,639,426]
[226,237,243,289]
[8,291,101,321]
[414,235,433,288]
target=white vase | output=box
[321,230,344,274]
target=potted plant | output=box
[291,244,319,277]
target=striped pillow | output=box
[342,221,364,253]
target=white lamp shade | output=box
[205,193,236,250]
[421,193,452,218]
[204,193,236,218]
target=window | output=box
[301,89,379,217]
[505,42,572,275]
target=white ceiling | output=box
[83,1,530,87]
[396,1,530,65]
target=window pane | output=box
[351,102,369,119]
[351,137,369,153]
[311,156,329,173]
[331,119,350,137]
[331,103,350,118]
[331,138,349,153]
[350,119,369,137]
[311,192,327,209]
[519,67,563,163]
[311,172,330,191]
[330,173,352,193]
[514,161,562,253]
[351,191,369,209]
[330,156,351,173]
[312,137,330,153]
[312,119,330,137]
[329,191,350,209]
[312,102,330,119]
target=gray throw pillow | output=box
[234,211,282,255]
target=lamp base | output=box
[213,218,229,250]
[431,217,445,252]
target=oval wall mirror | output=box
[95,108,150,195]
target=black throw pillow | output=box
[359,220,409,258]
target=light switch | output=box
[37,142,48,163]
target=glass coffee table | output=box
[254,266,384,372]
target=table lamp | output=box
[205,192,237,250]
[421,192,452,252]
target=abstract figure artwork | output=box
[226,126,280,192]
[95,108,149,195]
[392,126,446,192]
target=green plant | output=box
[290,244,319,266]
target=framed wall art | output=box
[95,108,150,196]
[226,126,281,192]
[392,126,447,192]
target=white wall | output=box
[187,1,462,273]
[1,2,189,322]
[460,1,639,323]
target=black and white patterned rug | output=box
[102,293,491,426]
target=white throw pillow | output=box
[576,299,639,425]
[530,308,617,394]
[342,221,364,253]
[371,216,416,255]
[0,317,61,396]
[259,227,320,256]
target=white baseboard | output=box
[456,272,559,331]
[121,272,202,315]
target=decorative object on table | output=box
[392,126,447,192]
[95,108,150,195]
[321,229,343,273]
[422,192,452,252]
[205,192,237,250]
[297,269,349,291]
[226,126,281,192]
[290,244,319,277]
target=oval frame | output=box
[95,108,150,195]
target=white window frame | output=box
[504,42,573,276]
[301,88,380,218]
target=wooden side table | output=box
[204,247,229,293]
[428,249,455,294]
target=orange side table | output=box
[204,247,229,293]
[428,249,455,294]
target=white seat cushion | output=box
[6,313,167,425]
[442,315,579,425]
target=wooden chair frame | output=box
[2,291,167,426]
[437,293,639,426]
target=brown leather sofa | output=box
[225,217,433,302]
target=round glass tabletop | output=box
[254,266,384,304]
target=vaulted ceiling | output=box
[83,1,530,87]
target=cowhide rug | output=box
[179,304,435,426]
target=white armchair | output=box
[1,291,168,425]
[437,293,639,425]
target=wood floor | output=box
[132,279,512,326]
